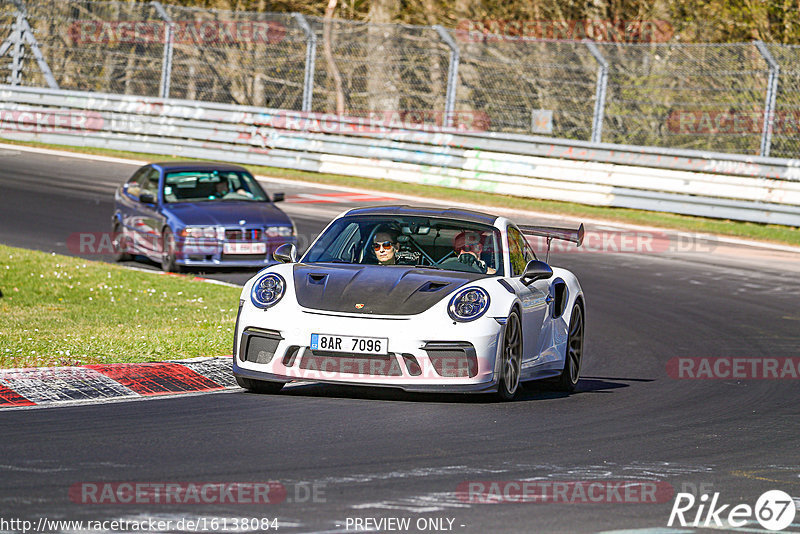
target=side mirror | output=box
[271,192,285,203]
[521,260,552,285]
[139,191,155,204]
[273,243,297,263]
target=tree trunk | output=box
[323,0,345,114]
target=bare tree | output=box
[323,0,345,115]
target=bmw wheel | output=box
[161,228,182,273]
[555,302,583,392]
[112,222,132,262]
[236,376,284,394]
[496,309,522,401]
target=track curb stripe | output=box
[0,357,236,408]
[0,382,35,406]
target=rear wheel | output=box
[496,309,522,401]
[112,222,132,262]
[235,376,284,394]
[160,228,182,273]
[555,303,583,392]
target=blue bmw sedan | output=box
[112,162,296,272]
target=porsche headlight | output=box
[250,273,285,309]
[448,287,490,322]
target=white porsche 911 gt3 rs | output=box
[233,205,585,400]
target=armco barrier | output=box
[1,85,799,226]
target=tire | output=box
[235,376,284,394]
[112,221,132,262]
[160,228,183,273]
[555,302,584,392]
[496,309,522,401]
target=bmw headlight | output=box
[448,287,490,322]
[250,273,285,309]
[265,226,294,238]
[181,226,224,239]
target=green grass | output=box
[3,138,800,246]
[0,244,241,369]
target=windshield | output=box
[302,215,504,276]
[163,170,269,203]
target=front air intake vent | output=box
[308,273,328,285]
[240,328,283,364]
[418,281,449,292]
[424,343,478,377]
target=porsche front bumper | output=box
[233,306,504,393]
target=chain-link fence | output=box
[2,0,799,158]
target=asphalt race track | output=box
[1,146,799,534]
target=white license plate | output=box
[224,242,266,255]
[310,334,388,355]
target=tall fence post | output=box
[434,25,459,128]
[1,1,58,88]
[10,14,23,86]
[584,40,608,144]
[754,40,779,157]
[293,13,316,113]
[151,1,174,99]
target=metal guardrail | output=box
[1,85,799,226]
[4,0,800,159]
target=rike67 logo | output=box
[669,490,796,531]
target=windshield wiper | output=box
[414,264,443,270]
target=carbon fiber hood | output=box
[292,263,486,315]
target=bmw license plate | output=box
[223,242,266,254]
[310,334,388,355]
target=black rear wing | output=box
[518,223,584,262]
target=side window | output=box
[507,226,527,277]
[124,167,148,198]
[523,237,537,264]
[140,169,160,196]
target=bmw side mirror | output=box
[273,243,297,263]
[139,191,155,204]
[521,260,553,285]
[272,192,285,202]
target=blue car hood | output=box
[166,201,292,227]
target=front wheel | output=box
[160,228,182,273]
[112,222,132,262]
[236,376,284,394]
[555,303,584,392]
[496,309,522,401]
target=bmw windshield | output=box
[163,170,269,203]
[301,215,504,276]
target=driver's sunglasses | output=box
[373,241,394,251]
[461,243,482,253]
